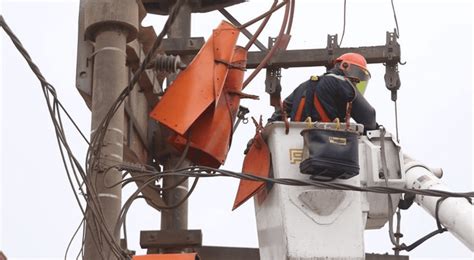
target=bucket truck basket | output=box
[300,122,362,181]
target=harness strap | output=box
[313,94,331,122]
[294,75,331,122]
[294,97,306,122]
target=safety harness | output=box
[294,75,330,122]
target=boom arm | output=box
[404,158,474,251]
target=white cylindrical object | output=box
[405,163,474,251]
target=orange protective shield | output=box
[133,253,198,260]
[232,130,270,210]
[150,21,239,135]
[169,46,247,168]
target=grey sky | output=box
[1,0,472,259]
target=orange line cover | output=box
[150,21,240,136]
[133,253,198,260]
[232,129,270,210]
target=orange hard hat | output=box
[335,53,371,94]
[335,53,369,71]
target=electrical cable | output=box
[394,100,400,143]
[65,217,85,260]
[285,0,295,35]
[339,0,347,46]
[244,0,278,51]
[58,101,90,145]
[380,126,401,249]
[113,172,185,237]
[78,216,86,260]
[242,0,292,88]
[238,1,287,30]
[2,4,187,255]
[391,0,400,38]
[85,0,186,189]
[115,165,474,199]
[123,211,128,250]
[105,159,474,255]
[1,15,115,257]
[396,197,451,252]
[394,209,402,255]
[79,2,188,246]
[396,197,471,252]
[82,0,187,256]
[105,161,474,256]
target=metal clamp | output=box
[384,31,401,101]
[326,34,339,69]
[233,105,250,133]
[265,67,281,95]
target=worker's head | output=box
[334,53,371,95]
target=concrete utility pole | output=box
[82,0,138,258]
[160,0,192,238]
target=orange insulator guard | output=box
[150,21,240,136]
[133,253,198,260]
[232,127,270,210]
[169,46,248,168]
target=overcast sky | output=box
[1,0,473,259]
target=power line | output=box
[65,217,85,259]
[391,0,400,38]
[339,0,347,46]
[242,0,294,88]
[115,165,474,199]
[100,161,474,244]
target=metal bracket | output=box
[265,37,283,108]
[265,67,282,95]
[124,102,150,153]
[385,30,399,61]
[326,34,339,69]
[160,37,205,56]
[140,229,202,250]
[237,105,250,122]
[233,105,250,133]
[366,129,401,148]
[384,31,401,101]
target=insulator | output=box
[153,54,185,74]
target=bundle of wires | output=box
[1,0,186,257]
[2,0,470,259]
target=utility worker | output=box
[270,53,377,130]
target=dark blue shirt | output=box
[270,68,377,130]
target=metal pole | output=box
[84,27,128,259]
[160,0,192,243]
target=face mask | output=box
[356,80,368,95]
[340,62,371,95]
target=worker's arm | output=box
[350,89,377,130]
[333,76,377,130]
[268,89,295,122]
